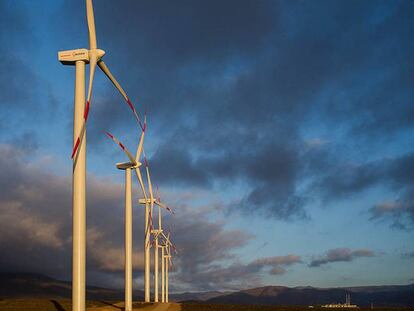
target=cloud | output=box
[309,248,375,268]
[173,253,301,291]
[161,203,253,291]
[44,0,414,224]
[0,201,64,249]
[249,255,302,276]
[311,152,414,229]
[0,0,412,226]
[402,251,414,259]
[1,144,282,290]
[2,0,414,290]
[369,196,414,230]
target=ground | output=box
[0,299,413,311]
[0,299,180,311]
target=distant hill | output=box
[1,273,413,306]
[171,290,232,302]
[0,273,143,301]
[204,284,414,307]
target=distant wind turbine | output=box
[105,122,146,310]
[140,154,172,302]
[161,230,176,303]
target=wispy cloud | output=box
[309,248,375,268]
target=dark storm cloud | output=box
[149,133,308,219]
[309,248,375,268]
[315,153,414,198]
[313,152,414,229]
[49,0,414,222]
[402,251,414,259]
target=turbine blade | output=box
[166,246,173,267]
[158,205,162,230]
[97,60,144,129]
[156,184,160,202]
[154,201,173,213]
[161,231,172,247]
[86,53,97,108]
[135,116,146,162]
[144,156,154,204]
[145,204,154,243]
[160,230,168,242]
[71,54,97,159]
[86,0,97,49]
[105,132,135,163]
[134,167,147,200]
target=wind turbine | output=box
[58,1,142,310]
[107,124,152,303]
[105,124,147,310]
[154,190,173,304]
[139,154,172,302]
[161,231,175,303]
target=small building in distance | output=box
[321,294,358,308]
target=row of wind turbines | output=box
[106,123,176,308]
[58,0,176,310]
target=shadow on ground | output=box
[50,300,66,311]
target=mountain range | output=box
[1,273,413,307]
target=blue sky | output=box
[0,0,414,291]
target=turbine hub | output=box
[89,48,106,61]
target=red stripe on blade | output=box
[126,98,135,112]
[119,142,125,150]
[105,132,114,139]
[84,101,90,120]
[71,137,80,159]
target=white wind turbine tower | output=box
[139,154,172,302]
[57,1,142,310]
[161,243,166,303]
[105,125,146,311]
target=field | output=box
[0,299,413,311]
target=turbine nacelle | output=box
[116,161,135,170]
[58,48,106,65]
[139,198,158,204]
[58,48,89,65]
[116,161,142,170]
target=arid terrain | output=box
[2,274,414,310]
[2,299,414,311]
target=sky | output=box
[0,0,414,292]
